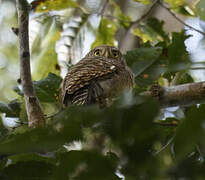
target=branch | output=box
[130,0,159,27]
[118,0,159,50]
[153,121,178,127]
[100,0,158,27]
[16,0,45,128]
[158,1,205,36]
[145,82,205,108]
[98,0,108,16]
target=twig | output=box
[158,1,205,36]
[154,136,174,155]
[44,109,64,119]
[130,0,159,28]
[16,0,45,128]
[98,0,108,16]
[11,121,28,131]
[102,14,130,23]
[190,67,205,70]
[118,0,159,49]
[153,121,178,127]
[11,27,19,36]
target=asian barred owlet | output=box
[61,45,134,107]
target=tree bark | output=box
[16,0,45,128]
[146,82,205,108]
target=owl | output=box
[61,45,135,107]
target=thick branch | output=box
[146,82,205,108]
[16,0,45,128]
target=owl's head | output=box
[86,45,123,60]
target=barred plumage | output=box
[61,45,134,107]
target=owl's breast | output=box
[61,56,134,106]
[98,65,134,98]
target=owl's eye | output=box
[94,49,102,56]
[112,50,119,58]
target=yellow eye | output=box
[94,49,102,56]
[112,50,119,58]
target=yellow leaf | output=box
[132,28,152,43]
[164,0,185,8]
[134,0,151,5]
[109,0,131,28]
[32,26,61,80]
[33,0,79,12]
[91,18,117,48]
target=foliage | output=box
[125,46,164,88]
[196,0,205,21]
[164,0,185,8]
[134,0,151,5]
[14,73,62,103]
[91,18,117,48]
[32,20,61,80]
[0,100,21,117]
[1,0,205,179]
[31,0,80,12]
[132,28,153,42]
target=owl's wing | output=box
[61,56,122,106]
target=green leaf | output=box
[0,107,84,154]
[155,117,179,127]
[125,47,164,87]
[0,100,21,117]
[196,0,205,21]
[176,5,196,16]
[32,0,80,12]
[110,0,131,28]
[168,31,191,71]
[14,73,62,103]
[145,18,169,41]
[173,105,205,160]
[0,117,9,140]
[164,0,185,9]
[163,0,196,17]
[106,151,119,170]
[0,153,56,179]
[102,98,159,144]
[6,153,56,166]
[134,0,151,5]
[53,105,102,129]
[177,72,194,84]
[55,150,120,180]
[33,73,62,103]
[169,151,205,179]
[91,18,117,48]
[2,159,55,180]
[125,47,162,76]
[132,28,153,43]
[101,98,160,178]
[32,22,61,80]
[0,103,10,115]
[132,18,169,43]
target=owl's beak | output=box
[104,50,109,58]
